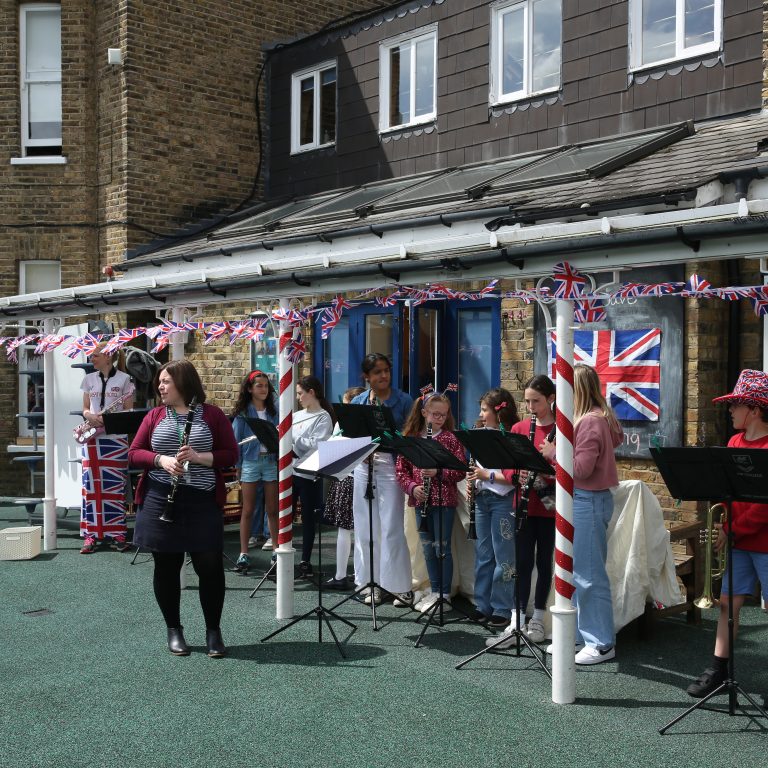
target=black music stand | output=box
[386,434,470,646]
[326,403,398,631]
[453,429,552,677]
[261,449,367,657]
[652,447,768,733]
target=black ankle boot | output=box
[167,626,190,656]
[206,628,226,658]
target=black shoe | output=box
[298,561,313,579]
[167,627,190,656]
[206,628,226,658]
[488,614,510,628]
[324,576,350,590]
[687,667,725,698]
[471,609,490,623]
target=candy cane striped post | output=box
[551,299,577,704]
[275,300,295,619]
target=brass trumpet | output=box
[694,502,728,609]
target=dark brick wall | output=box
[268,0,765,197]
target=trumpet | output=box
[694,502,728,610]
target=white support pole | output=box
[42,317,57,552]
[551,299,577,704]
[275,298,295,619]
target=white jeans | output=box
[352,455,412,594]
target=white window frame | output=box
[290,61,337,154]
[490,0,562,105]
[629,0,722,72]
[19,3,62,158]
[17,261,60,439]
[379,24,438,133]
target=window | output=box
[291,62,337,153]
[19,4,62,157]
[18,261,60,440]
[379,26,437,132]
[490,0,561,104]
[630,0,722,70]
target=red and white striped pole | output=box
[551,298,577,704]
[275,299,295,619]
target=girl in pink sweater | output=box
[395,394,466,613]
[543,364,623,665]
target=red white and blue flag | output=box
[549,328,662,421]
[573,298,607,324]
[552,262,587,299]
[81,436,129,538]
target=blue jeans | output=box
[249,484,268,538]
[416,505,455,594]
[473,490,516,618]
[573,488,615,650]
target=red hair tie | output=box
[248,370,266,383]
[494,401,507,412]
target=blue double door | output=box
[314,299,500,428]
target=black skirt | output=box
[134,480,223,553]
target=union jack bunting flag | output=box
[682,274,712,296]
[35,334,68,355]
[6,335,37,362]
[419,383,434,396]
[102,328,145,355]
[150,335,171,353]
[271,308,310,326]
[552,262,587,299]
[239,317,268,341]
[81,437,128,538]
[549,328,662,421]
[320,307,343,340]
[204,321,231,345]
[573,298,607,324]
[285,331,306,363]
[751,295,768,317]
[638,282,681,297]
[62,333,103,360]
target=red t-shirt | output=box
[726,431,768,553]
[501,418,556,518]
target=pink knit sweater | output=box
[573,409,623,491]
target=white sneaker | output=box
[485,625,517,650]
[525,618,546,643]
[416,593,440,613]
[247,536,257,549]
[575,645,615,665]
[392,591,414,607]
[261,538,273,551]
[546,642,585,655]
[364,587,382,605]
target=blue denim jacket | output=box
[350,387,413,430]
[233,402,278,465]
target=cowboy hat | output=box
[712,369,768,408]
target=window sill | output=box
[10,156,67,166]
[628,49,721,75]
[490,87,560,108]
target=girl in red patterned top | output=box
[395,393,466,613]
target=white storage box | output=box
[0,526,42,560]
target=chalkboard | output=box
[534,264,684,459]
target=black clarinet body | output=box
[466,455,477,540]
[159,396,198,523]
[518,412,557,523]
[417,420,433,533]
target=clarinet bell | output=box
[159,503,175,523]
[417,510,430,533]
[467,520,477,540]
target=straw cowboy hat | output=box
[712,369,768,408]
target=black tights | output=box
[516,516,556,614]
[151,550,225,629]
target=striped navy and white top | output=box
[148,406,215,491]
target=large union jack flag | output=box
[549,328,662,421]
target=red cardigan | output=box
[129,403,239,507]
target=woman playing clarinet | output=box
[79,343,135,554]
[502,375,556,644]
[129,360,238,658]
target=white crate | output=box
[0,526,42,560]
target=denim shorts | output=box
[721,548,768,600]
[240,454,277,483]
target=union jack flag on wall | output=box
[549,328,662,421]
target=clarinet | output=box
[159,396,198,523]
[518,414,557,522]
[417,420,433,533]
[466,456,477,540]
[516,415,538,524]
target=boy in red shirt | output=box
[687,369,768,697]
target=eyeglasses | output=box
[425,411,448,419]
